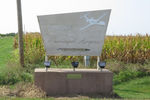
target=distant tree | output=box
[0,33,16,37]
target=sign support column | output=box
[97,56,100,70]
[84,56,90,67]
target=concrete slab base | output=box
[34,68,113,96]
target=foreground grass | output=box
[0,98,51,100]
[0,37,13,68]
[114,76,150,99]
[0,76,150,100]
[0,97,118,100]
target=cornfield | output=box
[101,34,150,63]
[13,33,150,64]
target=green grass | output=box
[0,97,117,100]
[114,76,150,99]
[0,77,150,100]
[0,37,13,68]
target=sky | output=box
[0,0,150,35]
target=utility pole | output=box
[16,0,24,67]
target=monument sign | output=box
[35,9,113,95]
[38,9,111,56]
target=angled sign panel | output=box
[38,9,111,56]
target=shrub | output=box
[113,70,150,85]
[0,61,33,85]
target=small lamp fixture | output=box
[98,61,106,71]
[44,61,51,72]
[71,62,79,71]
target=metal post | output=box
[17,0,24,67]
[97,56,100,70]
[45,55,48,62]
[84,56,90,67]
[45,55,48,72]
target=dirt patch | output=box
[0,83,120,99]
[0,86,10,96]
[0,83,46,98]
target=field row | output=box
[13,33,150,64]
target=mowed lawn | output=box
[114,76,150,99]
[0,37,13,68]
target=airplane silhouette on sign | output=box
[80,13,107,31]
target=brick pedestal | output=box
[34,68,113,96]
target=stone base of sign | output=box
[34,68,113,96]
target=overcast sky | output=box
[0,0,150,35]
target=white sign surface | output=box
[38,9,111,56]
